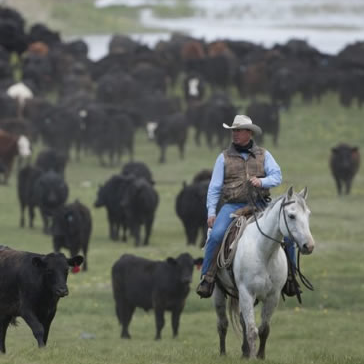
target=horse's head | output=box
[279,186,315,255]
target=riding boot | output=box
[196,246,220,298]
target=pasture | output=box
[0,93,363,364]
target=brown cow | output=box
[0,129,31,184]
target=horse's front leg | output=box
[257,293,279,359]
[240,313,250,358]
[213,286,228,355]
[239,287,258,359]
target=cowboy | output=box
[196,115,283,298]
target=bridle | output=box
[248,188,295,246]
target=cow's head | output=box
[146,122,158,140]
[167,253,203,284]
[331,144,360,170]
[17,135,32,157]
[37,171,69,208]
[94,184,106,207]
[32,253,83,297]
[53,204,80,238]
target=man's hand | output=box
[207,216,216,228]
[249,176,262,188]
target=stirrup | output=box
[196,277,215,298]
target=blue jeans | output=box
[284,236,297,273]
[201,203,246,276]
[201,203,297,277]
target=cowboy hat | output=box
[223,115,262,135]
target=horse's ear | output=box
[287,186,294,199]
[298,186,308,200]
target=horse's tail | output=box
[228,296,242,334]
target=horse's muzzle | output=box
[301,242,314,255]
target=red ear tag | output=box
[72,265,80,273]
[196,264,202,271]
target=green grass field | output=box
[0,92,363,364]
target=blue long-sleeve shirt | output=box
[207,150,282,217]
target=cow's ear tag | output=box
[72,265,80,273]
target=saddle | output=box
[217,205,256,269]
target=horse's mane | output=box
[248,191,307,224]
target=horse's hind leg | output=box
[213,287,228,355]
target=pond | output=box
[81,0,364,60]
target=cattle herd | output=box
[0,4,361,354]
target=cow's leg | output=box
[345,178,353,195]
[154,307,165,340]
[131,224,141,247]
[257,294,279,359]
[81,246,88,271]
[194,128,201,146]
[335,177,342,195]
[22,312,45,348]
[178,142,185,160]
[213,286,228,355]
[29,205,35,228]
[108,221,114,240]
[121,222,127,242]
[41,311,56,345]
[115,222,121,241]
[40,210,50,234]
[20,203,25,228]
[159,145,166,163]
[185,223,199,246]
[239,286,257,359]
[0,316,12,353]
[117,303,135,339]
[127,142,134,162]
[171,305,184,338]
[143,218,154,246]
[108,149,114,167]
[3,167,10,185]
[273,132,279,147]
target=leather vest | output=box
[222,142,270,203]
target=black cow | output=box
[121,161,154,185]
[17,165,43,228]
[35,148,68,177]
[119,176,159,246]
[246,101,280,146]
[94,175,127,242]
[154,112,188,163]
[0,245,83,353]
[192,168,212,183]
[111,253,203,340]
[52,200,92,271]
[176,180,209,246]
[34,170,69,234]
[330,143,360,195]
